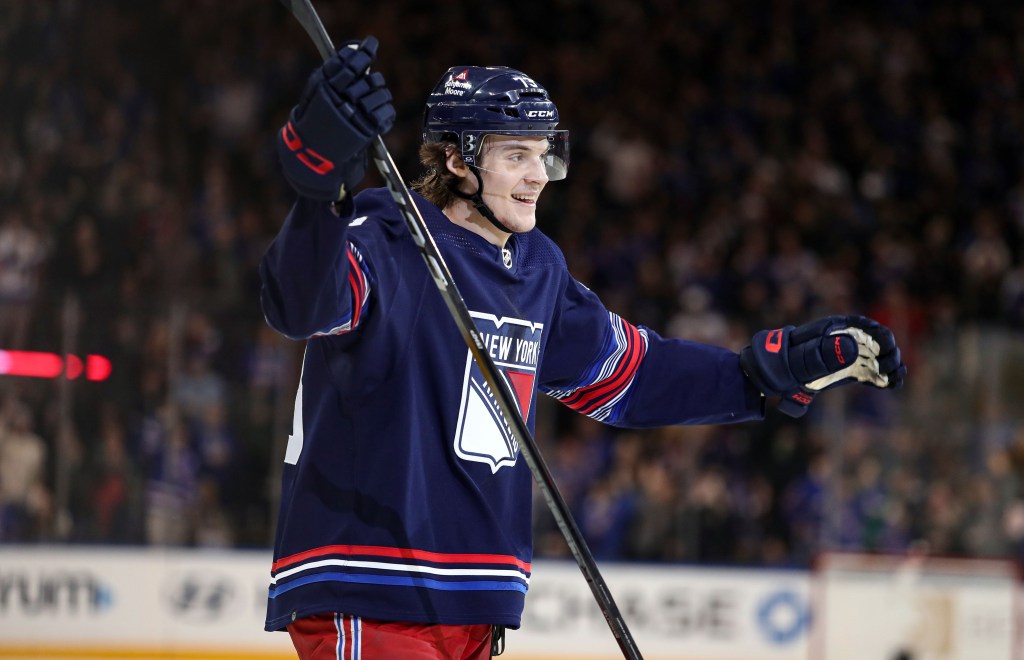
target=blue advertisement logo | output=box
[757,589,808,645]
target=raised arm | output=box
[260,37,394,340]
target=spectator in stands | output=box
[0,396,50,541]
[0,209,49,350]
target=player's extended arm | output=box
[540,277,765,427]
[260,37,394,339]
[739,315,907,417]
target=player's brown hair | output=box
[411,141,462,209]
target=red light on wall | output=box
[0,350,64,378]
[0,350,111,381]
[86,355,112,381]
[65,354,83,380]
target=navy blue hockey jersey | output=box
[261,188,764,631]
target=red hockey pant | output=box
[288,612,493,660]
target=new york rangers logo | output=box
[453,312,543,473]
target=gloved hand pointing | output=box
[277,36,396,201]
[739,315,906,417]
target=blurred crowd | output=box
[2,0,1024,567]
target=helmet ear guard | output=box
[422,66,570,181]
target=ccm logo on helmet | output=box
[524,110,555,118]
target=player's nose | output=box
[525,156,549,183]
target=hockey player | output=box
[261,38,906,659]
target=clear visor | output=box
[461,130,569,181]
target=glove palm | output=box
[740,315,906,417]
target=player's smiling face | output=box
[472,135,550,234]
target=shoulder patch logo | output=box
[453,313,543,473]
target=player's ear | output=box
[445,146,469,179]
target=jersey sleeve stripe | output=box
[546,315,648,420]
[346,248,366,329]
[560,320,643,411]
[313,242,372,337]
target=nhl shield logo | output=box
[453,312,543,473]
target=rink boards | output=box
[0,547,1015,660]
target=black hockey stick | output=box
[279,1,643,658]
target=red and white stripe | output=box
[545,312,648,421]
[314,242,372,336]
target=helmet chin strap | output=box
[451,166,516,234]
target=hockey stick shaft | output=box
[279,2,643,658]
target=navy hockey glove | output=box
[739,315,906,418]
[277,36,396,201]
